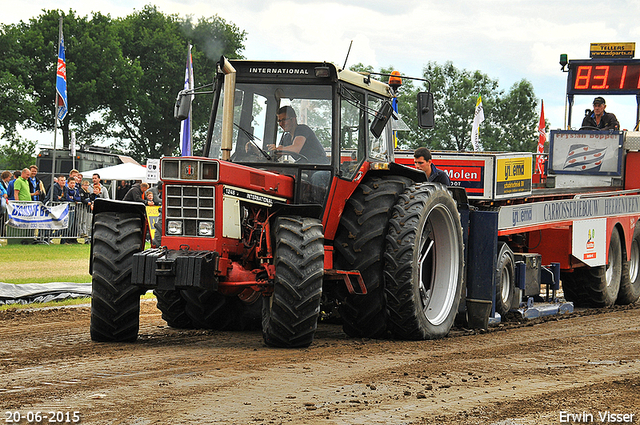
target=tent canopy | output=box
[81,162,147,181]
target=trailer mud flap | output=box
[466,209,499,329]
[132,249,219,291]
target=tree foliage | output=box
[0,136,37,170]
[0,6,246,162]
[379,61,539,152]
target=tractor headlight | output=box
[198,221,213,236]
[167,220,183,235]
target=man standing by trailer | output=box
[413,147,451,185]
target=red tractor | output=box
[89,58,466,347]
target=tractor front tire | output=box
[384,184,464,340]
[90,212,145,342]
[262,216,324,348]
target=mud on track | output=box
[1,300,639,424]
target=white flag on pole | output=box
[471,95,484,151]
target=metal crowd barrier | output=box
[0,202,93,245]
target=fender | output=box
[89,198,148,274]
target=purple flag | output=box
[180,45,194,156]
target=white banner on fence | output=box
[6,201,69,230]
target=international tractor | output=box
[89,50,640,348]
[89,58,467,347]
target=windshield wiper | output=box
[233,123,271,160]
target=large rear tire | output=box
[495,242,516,315]
[181,288,239,330]
[333,175,414,338]
[154,290,193,329]
[90,212,145,342]
[384,184,464,340]
[262,216,324,348]
[618,225,640,305]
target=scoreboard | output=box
[568,59,640,95]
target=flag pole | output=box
[50,16,63,203]
[180,44,193,156]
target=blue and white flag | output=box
[56,35,68,122]
[6,201,69,230]
[180,44,194,156]
[563,144,607,172]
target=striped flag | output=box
[56,34,68,121]
[563,144,607,171]
[536,101,546,174]
[180,44,194,156]
[470,95,484,151]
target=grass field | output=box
[0,240,155,310]
[0,242,92,284]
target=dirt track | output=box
[1,300,639,425]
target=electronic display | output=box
[568,60,640,95]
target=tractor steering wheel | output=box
[273,150,310,164]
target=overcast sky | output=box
[4,0,640,149]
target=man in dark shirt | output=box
[581,96,620,130]
[28,165,44,202]
[414,147,451,185]
[123,182,149,203]
[268,106,329,164]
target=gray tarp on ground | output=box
[0,282,92,305]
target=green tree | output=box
[0,136,37,170]
[107,6,246,160]
[483,80,538,152]
[0,10,124,148]
[0,71,38,136]
[0,7,246,162]
[386,61,538,153]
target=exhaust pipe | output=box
[219,56,236,161]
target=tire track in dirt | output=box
[1,301,639,424]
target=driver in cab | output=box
[268,106,329,164]
[581,96,620,131]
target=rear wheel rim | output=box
[630,240,640,284]
[418,203,460,326]
[606,239,619,288]
[500,266,511,303]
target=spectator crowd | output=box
[1,165,162,242]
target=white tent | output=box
[80,162,147,181]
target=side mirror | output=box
[370,101,394,139]
[417,92,434,129]
[174,90,191,121]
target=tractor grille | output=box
[165,185,215,237]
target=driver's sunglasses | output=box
[278,117,292,124]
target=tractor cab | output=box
[177,58,432,206]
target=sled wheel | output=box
[495,242,516,315]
